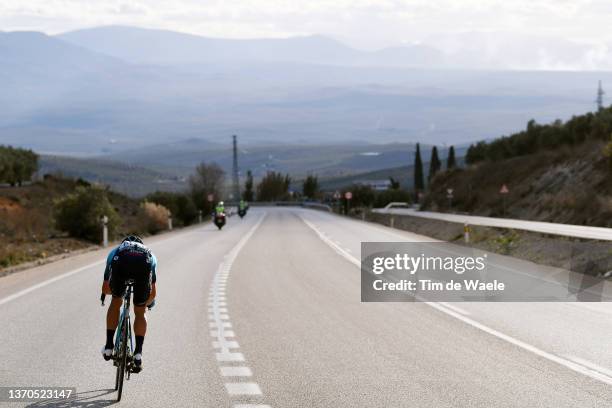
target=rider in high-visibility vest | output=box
[215,201,225,215]
[239,200,247,211]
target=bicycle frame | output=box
[114,282,134,359]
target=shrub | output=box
[141,201,170,234]
[54,186,121,243]
[146,191,198,226]
[374,189,413,208]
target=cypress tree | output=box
[447,145,456,169]
[414,143,424,193]
[428,146,441,182]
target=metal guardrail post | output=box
[464,223,470,244]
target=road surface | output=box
[1,208,612,407]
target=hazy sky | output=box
[2,0,612,50]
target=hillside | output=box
[424,111,612,227]
[107,141,467,182]
[40,155,186,197]
[319,166,413,191]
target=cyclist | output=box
[101,235,157,373]
[215,201,225,215]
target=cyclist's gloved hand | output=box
[147,299,156,310]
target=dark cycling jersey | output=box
[104,243,157,283]
[103,241,158,306]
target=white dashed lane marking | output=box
[225,383,262,395]
[208,214,272,406]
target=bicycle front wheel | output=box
[116,315,129,401]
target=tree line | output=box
[413,143,457,194]
[465,107,612,164]
[0,145,38,186]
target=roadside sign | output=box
[500,184,509,194]
[207,193,214,202]
[333,191,341,200]
[446,188,454,198]
[345,191,353,200]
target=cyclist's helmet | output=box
[122,234,144,244]
[219,201,224,206]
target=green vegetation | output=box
[302,175,319,200]
[243,170,254,202]
[54,185,121,242]
[0,146,38,186]
[447,146,456,170]
[257,172,291,201]
[414,143,424,194]
[428,146,441,182]
[465,107,612,164]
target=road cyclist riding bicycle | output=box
[101,235,157,373]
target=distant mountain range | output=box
[58,26,445,68]
[0,25,606,158]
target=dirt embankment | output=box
[424,141,612,228]
[0,176,146,272]
[363,212,612,277]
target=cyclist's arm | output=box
[146,254,158,306]
[101,248,116,295]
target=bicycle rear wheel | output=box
[116,315,129,401]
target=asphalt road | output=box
[1,208,612,407]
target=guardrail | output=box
[246,201,332,212]
[371,208,612,241]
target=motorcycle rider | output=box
[239,200,248,212]
[215,201,225,215]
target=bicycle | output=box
[101,279,135,402]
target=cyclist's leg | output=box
[133,305,147,340]
[132,272,151,368]
[105,273,126,351]
[106,297,123,331]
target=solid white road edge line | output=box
[298,213,612,386]
[0,260,105,307]
[0,222,216,307]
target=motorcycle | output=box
[238,208,247,218]
[214,212,226,230]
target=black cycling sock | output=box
[105,329,115,348]
[135,336,144,354]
